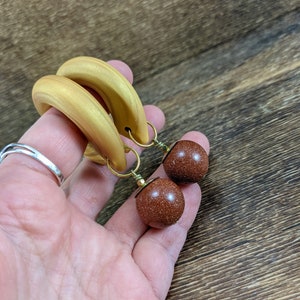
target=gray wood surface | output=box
[1,1,300,299]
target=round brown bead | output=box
[163,140,209,183]
[136,178,185,228]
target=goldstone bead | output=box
[163,140,208,183]
[136,178,185,228]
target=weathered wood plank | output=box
[1,0,300,146]
[161,11,300,300]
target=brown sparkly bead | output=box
[163,140,209,184]
[136,178,185,228]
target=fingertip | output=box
[178,182,202,230]
[180,131,210,155]
[143,105,166,132]
[107,60,134,84]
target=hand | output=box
[0,61,210,300]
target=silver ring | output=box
[0,143,64,185]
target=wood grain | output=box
[162,11,300,300]
[0,1,300,299]
[1,0,299,146]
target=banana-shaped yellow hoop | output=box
[56,56,149,144]
[32,57,149,172]
[32,75,127,171]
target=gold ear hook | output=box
[127,121,170,153]
[106,146,147,188]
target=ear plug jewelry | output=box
[128,122,209,184]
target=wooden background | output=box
[1,1,299,299]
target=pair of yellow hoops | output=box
[32,56,149,172]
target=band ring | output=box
[0,143,64,185]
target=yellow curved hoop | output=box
[32,75,127,171]
[32,57,149,172]
[56,56,149,144]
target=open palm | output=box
[0,61,209,300]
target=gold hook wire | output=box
[127,121,157,148]
[127,121,170,152]
[106,145,141,177]
[106,146,147,187]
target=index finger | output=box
[0,60,134,185]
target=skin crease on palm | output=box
[0,60,210,300]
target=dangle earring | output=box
[31,56,209,229]
[107,147,185,229]
[127,122,209,184]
